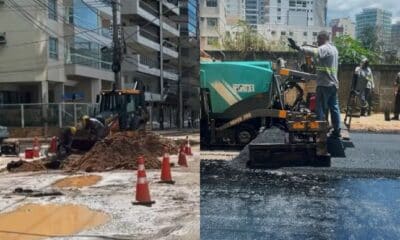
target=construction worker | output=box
[58,126,77,155]
[82,115,107,140]
[355,58,375,116]
[393,72,400,120]
[289,31,341,137]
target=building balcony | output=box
[122,1,179,37]
[162,0,180,16]
[65,53,114,81]
[122,54,178,81]
[124,26,178,58]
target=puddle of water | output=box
[0,203,109,240]
[53,175,102,188]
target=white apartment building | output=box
[0,0,115,104]
[121,0,179,103]
[121,0,180,127]
[225,0,245,24]
[257,24,331,46]
[330,17,355,39]
[199,0,226,50]
[263,0,327,27]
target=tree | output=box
[221,21,269,59]
[359,25,381,53]
[333,35,379,65]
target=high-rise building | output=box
[251,0,329,47]
[0,0,115,104]
[225,0,245,24]
[121,0,180,126]
[263,0,327,27]
[356,8,392,50]
[177,0,200,126]
[330,17,355,39]
[199,0,226,50]
[391,21,400,51]
[245,0,264,26]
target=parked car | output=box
[0,125,9,141]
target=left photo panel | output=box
[0,0,200,239]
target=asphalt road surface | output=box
[201,133,400,240]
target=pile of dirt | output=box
[64,131,180,172]
[7,160,47,173]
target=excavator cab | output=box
[96,89,148,130]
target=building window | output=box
[277,16,281,20]
[271,31,276,35]
[278,8,281,12]
[48,0,57,20]
[313,32,317,36]
[289,32,294,36]
[49,37,58,59]
[207,37,219,45]
[281,31,286,36]
[206,0,217,7]
[303,32,308,36]
[207,18,218,27]
[278,0,281,3]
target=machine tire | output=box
[235,124,256,146]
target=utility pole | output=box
[159,1,164,99]
[111,0,121,89]
[178,37,183,129]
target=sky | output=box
[327,0,400,24]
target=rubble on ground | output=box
[7,160,47,172]
[64,131,180,172]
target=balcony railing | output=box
[140,28,159,43]
[140,1,159,17]
[140,55,160,68]
[66,53,112,71]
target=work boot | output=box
[330,129,341,138]
[392,115,399,120]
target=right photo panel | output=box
[200,0,400,239]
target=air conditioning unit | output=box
[0,32,6,45]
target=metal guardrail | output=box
[0,103,98,128]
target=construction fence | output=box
[0,103,97,128]
[0,103,199,130]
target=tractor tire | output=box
[235,124,256,146]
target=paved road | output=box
[201,133,400,240]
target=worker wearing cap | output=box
[393,72,400,120]
[289,31,341,138]
[82,116,106,140]
[59,126,77,154]
[355,58,375,116]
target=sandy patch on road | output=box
[343,114,400,133]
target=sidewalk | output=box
[341,113,400,133]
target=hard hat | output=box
[82,115,90,121]
[70,126,77,135]
[361,57,369,64]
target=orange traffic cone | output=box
[158,147,175,184]
[184,136,193,156]
[178,144,188,167]
[49,136,57,154]
[33,137,40,158]
[133,156,155,206]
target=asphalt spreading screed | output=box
[230,127,286,170]
[52,175,102,188]
[0,203,109,240]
